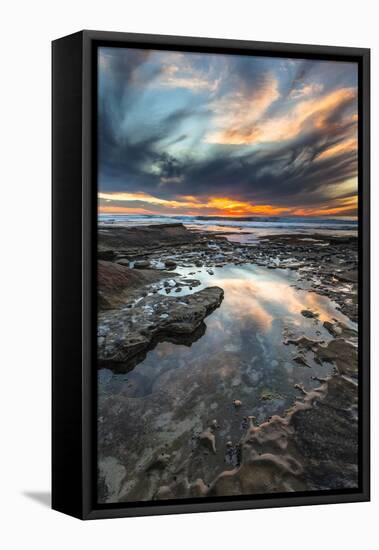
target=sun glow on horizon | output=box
[98,190,358,218]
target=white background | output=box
[1,0,376,548]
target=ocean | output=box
[98,214,357,240]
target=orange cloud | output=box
[206,75,280,144]
[98,190,357,218]
[99,191,292,217]
[99,206,154,215]
[99,191,191,209]
[158,58,220,92]
[317,137,357,161]
[292,195,358,217]
[204,197,290,216]
[206,87,357,146]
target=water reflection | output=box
[99,264,354,423]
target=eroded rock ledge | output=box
[206,372,358,497]
[98,260,168,309]
[98,286,224,371]
[98,222,203,258]
[152,337,358,500]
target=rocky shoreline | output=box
[99,286,224,371]
[97,222,358,503]
[98,223,358,322]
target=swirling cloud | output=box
[98,47,358,218]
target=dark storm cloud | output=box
[98,101,194,193]
[174,131,357,207]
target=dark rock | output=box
[301,309,319,319]
[98,223,202,254]
[207,371,358,497]
[164,259,177,269]
[98,261,166,310]
[134,260,150,269]
[293,355,311,368]
[98,249,117,261]
[116,258,129,267]
[199,430,216,453]
[98,286,224,369]
[335,270,358,283]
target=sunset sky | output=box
[98,47,358,218]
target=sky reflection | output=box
[100,264,354,421]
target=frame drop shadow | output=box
[23,491,51,508]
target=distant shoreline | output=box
[98,215,358,240]
[98,213,357,224]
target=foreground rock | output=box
[98,261,168,310]
[98,287,224,370]
[150,338,358,500]
[206,373,358,496]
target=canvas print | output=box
[97,47,359,504]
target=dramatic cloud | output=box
[158,55,220,92]
[289,82,324,99]
[205,74,281,144]
[98,47,358,218]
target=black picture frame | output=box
[52,30,370,520]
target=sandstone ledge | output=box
[98,286,224,370]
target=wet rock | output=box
[164,259,177,269]
[207,372,358,497]
[199,430,216,453]
[180,278,201,288]
[293,355,311,368]
[247,415,256,427]
[301,309,319,319]
[188,479,208,497]
[146,453,171,471]
[294,383,307,395]
[116,258,130,267]
[335,270,358,283]
[284,336,324,350]
[98,286,224,369]
[323,320,341,336]
[98,261,166,310]
[98,249,117,261]
[315,338,357,376]
[323,320,357,340]
[134,260,150,269]
[260,389,281,401]
[98,223,202,254]
[225,442,241,467]
[155,486,174,500]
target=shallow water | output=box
[99,263,355,428]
